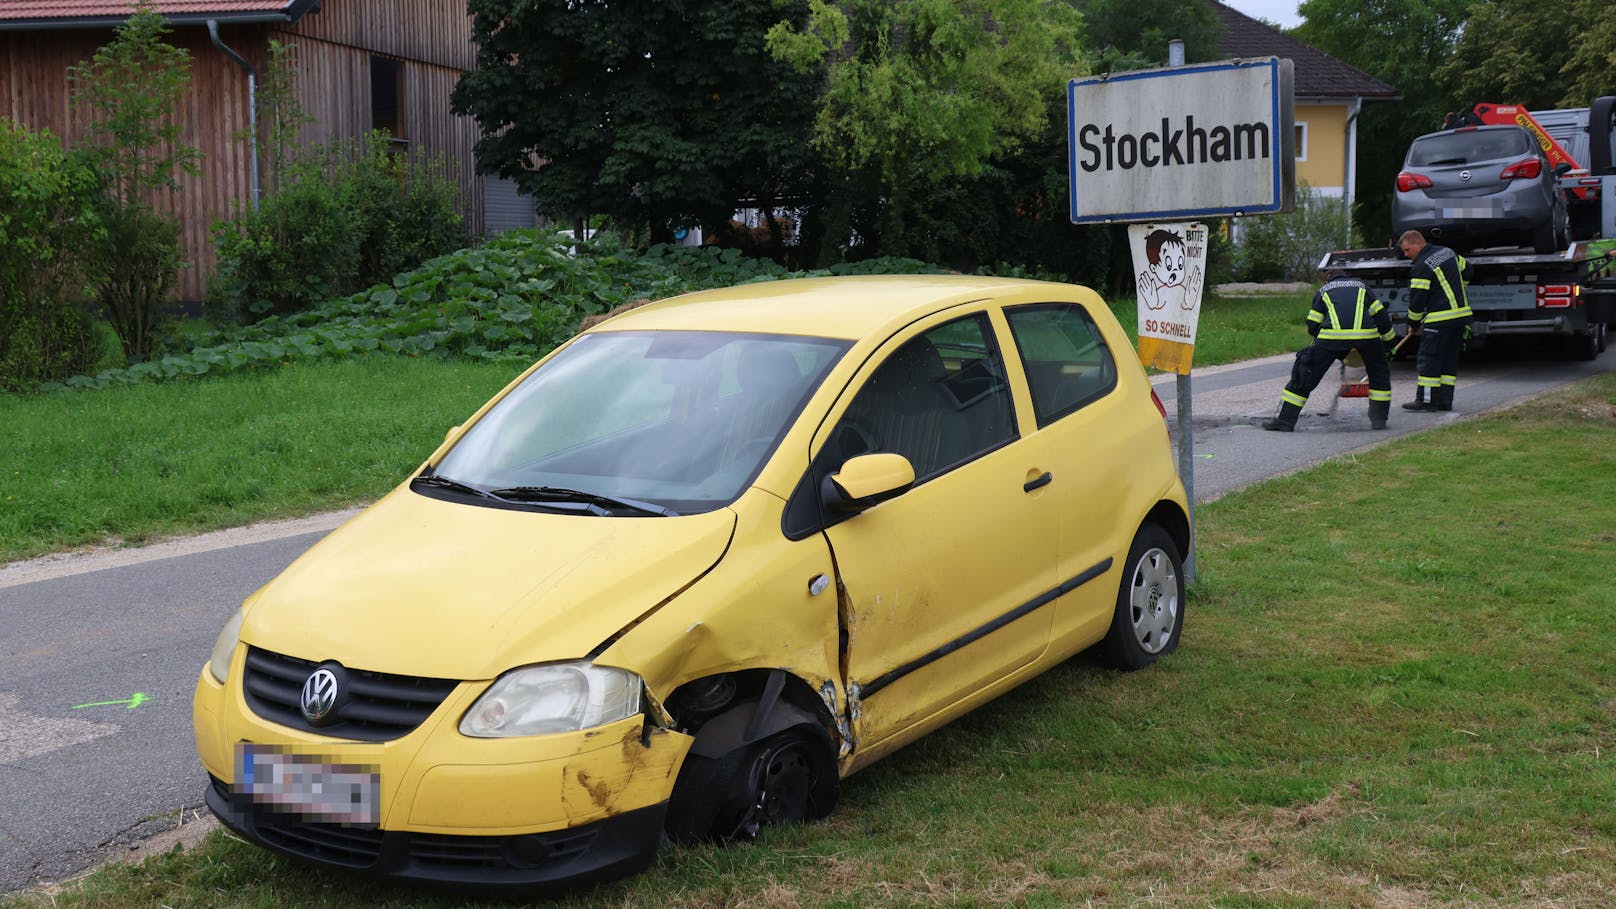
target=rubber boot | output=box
[1434,385,1454,412]
[1402,386,1438,412]
[1369,399,1389,431]
[1261,401,1302,432]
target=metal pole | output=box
[1167,37,1196,583]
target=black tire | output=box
[1532,221,1557,254]
[1563,328,1599,361]
[1598,323,1609,354]
[666,724,838,842]
[1097,524,1184,670]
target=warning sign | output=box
[1128,222,1208,374]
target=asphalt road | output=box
[1,341,1611,894]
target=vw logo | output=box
[1459,170,1472,182]
[301,667,341,724]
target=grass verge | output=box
[0,356,515,563]
[0,292,1308,564]
[5,373,1613,908]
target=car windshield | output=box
[1407,129,1533,167]
[429,330,849,514]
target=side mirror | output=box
[822,453,915,513]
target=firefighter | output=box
[1397,229,1473,412]
[1261,270,1396,432]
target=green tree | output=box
[766,0,1086,262]
[69,2,199,360]
[1436,0,1616,109]
[451,0,821,241]
[1295,0,1469,241]
[1066,0,1223,71]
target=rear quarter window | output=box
[1004,303,1118,426]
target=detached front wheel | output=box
[667,720,838,843]
[1098,524,1184,670]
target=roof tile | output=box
[1214,2,1398,100]
[0,1,295,23]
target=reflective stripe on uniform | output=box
[1409,278,1432,290]
[1428,264,1473,322]
[1441,375,1457,386]
[1317,287,1380,340]
[1368,389,1392,402]
[1282,390,1308,406]
[1417,376,1441,388]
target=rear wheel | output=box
[1563,327,1600,361]
[1097,524,1184,670]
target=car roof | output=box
[587,274,1078,340]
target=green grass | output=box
[0,356,516,562]
[1109,290,1311,367]
[6,374,1614,908]
[1,291,1309,564]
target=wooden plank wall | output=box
[0,0,485,303]
[0,28,264,301]
[271,27,484,240]
[282,0,475,71]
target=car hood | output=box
[239,487,736,681]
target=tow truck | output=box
[1321,96,1616,359]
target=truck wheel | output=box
[1097,524,1184,670]
[1563,329,1599,361]
[1599,323,1609,354]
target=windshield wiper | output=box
[412,473,494,499]
[487,486,679,517]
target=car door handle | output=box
[1024,471,1053,492]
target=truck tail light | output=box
[1500,158,1543,180]
[1536,284,1577,308]
[1396,172,1433,192]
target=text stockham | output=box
[1077,117,1271,173]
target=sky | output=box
[1220,0,1304,30]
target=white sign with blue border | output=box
[1068,57,1295,224]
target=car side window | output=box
[1004,304,1118,426]
[827,313,1016,482]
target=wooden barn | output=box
[0,0,533,302]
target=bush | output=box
[0,120,107,390]
[210,134,470,321]
[1233,184,1358,283]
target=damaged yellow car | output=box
[192,275,1190,892]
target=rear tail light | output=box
[1396,172,1433,192]
[1500,158,1542,180]
[1536,284,1578,308]
[1150,388,1167,419]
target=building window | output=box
[1294,121,1308,162]
[370,56,405,147]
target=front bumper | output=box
[193,656,693,892]
[204,774,667,894]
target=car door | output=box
[1001,302,1143,651]
[805,307,1058,755]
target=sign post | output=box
[1069,53,1295,583]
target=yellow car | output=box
[193,275,1190,892]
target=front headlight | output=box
[207,609,245,684]
[460,662,643,738]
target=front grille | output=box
[258,819,386,869]
[410,829,598,869]
[243,646,459,741]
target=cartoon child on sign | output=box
[1136,228,1204,312]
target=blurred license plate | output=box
[1441,204,1502,218]
[235,744,380,825]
